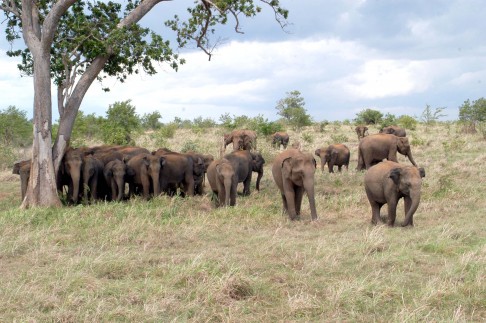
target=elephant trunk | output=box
[256,170,263,191]
[407,150,417,167]
[83,169,91,203]
[115,176,125,201]
[403,192,421,226]
[71,171,81,204]
[224,177,232,206]
[304,179,318,220]
[151,168,161,197]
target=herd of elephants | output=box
[12,125,425,227]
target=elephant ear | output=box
[389,168,402,186]
[215,163,223,175]
[314,148,321,157]
[142,156,150,167]
[126,166,136,177]
[312,157,317,169]
[418,167,425,178]
[159,156,166,167]
[281,157,293,178]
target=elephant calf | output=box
[364,161,425,226]
[315,144,350,173]
[207,158,237,207]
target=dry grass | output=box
[0,123,485,321]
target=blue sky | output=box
[1,0,485,122]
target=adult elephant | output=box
[315,144,350,173]
[223,149,255,196]
[364,161,425,226]
[272,149,318,221]
[153,150,196,197]
[126,153,165,199]
[272,131,290,149]
[357,133,417,171]
[355,125,369,140]
[82,154,104,203]
[207,158,237,207]
[224,129,257,151]
[12,159,31,201]
[380,125,407,137]
[57,147,85,204]
[103,159,129,201]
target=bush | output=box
[330,134,348,143]
[380,113,397,128]
[0,106,32,147]
[301,132,313,144]
[354,109,383,125]
[397,115,417,130]
[180,140,199,153]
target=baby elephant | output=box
[207,158,237,207]
[364,161,425,227]
[315,144,350,173]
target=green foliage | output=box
[180,140,199,153]
[0,106,32,146]
[458,98,486,133]
[315,120,330,133]
[218,114,283,136]
[70,111,105,146]
[275,90,312,130]
[354,109,383,125]
[141,111,162,130]
[380,113,397,128]
[410,136,426,146]
[421,104,446,131]
[301,132,313,144]
[192,116,217,129]
[158,123,178,139]
[102,100,140,145]
[330,134,348,143]
[0,144,17,170]
[397,115,418,130]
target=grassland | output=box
[0,123,485,322]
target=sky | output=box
[1,0,486,123]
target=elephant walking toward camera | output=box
[272,149,318,221]
[315,144,350,173]
[272,131,289,149]
[357,133,417,171]
[207,158,237,207]
[355,125,369,140]
[364,161,425,226]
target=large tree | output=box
[1,0,288,208]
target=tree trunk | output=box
[22,53,62,208]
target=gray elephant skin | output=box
[315,144,350,173]
[272,149,318,221]
[364,161,425,226]
[380,125,407,137]
[357,133,417,171]
[207,158,237,207]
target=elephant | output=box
[57,147,85,204]
[250,151,265,191]
[12,159,31,201]
[355,125,369,140]
[81,154,104,203]
[364,161,425,226]
[126,153,165,199]
[224,129,257,151]
[272,131,290,149]
[183,151,213,195]
[114,146,150,161]
[380,125,407,137]
[272,149,318,221]
[153,149,196,197]
[223,149,255,196]
[103,159,129,201]
[357,133,417,171]
[314,144,350,173]
[207,158,237,207]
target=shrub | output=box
[397,115,418,130]
[330,134,348,143]
[354,108,383,125]
[301,132,313,144]
[180,140,200,153]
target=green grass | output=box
[0,123,485,321]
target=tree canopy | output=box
[0,0,289,208]
[275,90,312,130]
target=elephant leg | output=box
[280,193,288,215]
[284,189,299,221]
[369,200,382,225]
[294,186,304,217]
[242,174,251,196]
[386,198,399,226]
[91,176,98,202]
[230,182,237,206]
[403,196,414,226]
[338,165,342,172]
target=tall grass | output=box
[0,123,485,321]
